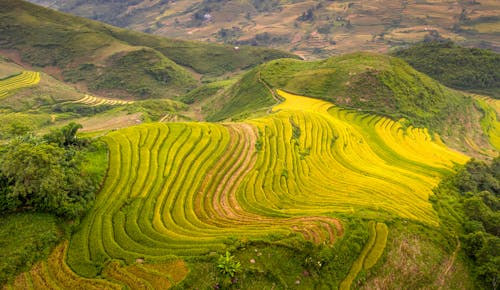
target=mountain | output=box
[393,40,500,98]
[0,0,297,100]
[27,0,500,58]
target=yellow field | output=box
[6,89,471,288]
[73,94,134,106]
[0,71,40,99]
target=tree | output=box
[44,122,83,147]
[0,130,96,218]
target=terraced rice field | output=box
[5,89,470,288]
[59,89,467,281]
[0,71,40,99]
[73,95,134,106]
[3,242,186,290]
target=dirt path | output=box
[257,70,281,104]
[437,238,461,289]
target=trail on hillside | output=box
[257,69,281,104]
[436,239,461,289]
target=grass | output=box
[113,28,299,76]
[207,67,275,121]
[0,212,62,285]
[358,221,475,289]
[393,41,500,99]
[339,221,388,290]
[475,96,500,151]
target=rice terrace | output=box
[0,71,40,99]
[0,0,499,289]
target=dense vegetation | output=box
[0,122,109,285]
[0,123,105,218]
[0,213,61,285]
[394,41,500,98]
[433,157,500,289]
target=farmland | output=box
[0,71,40,99]
[2,89,472,288]
[27,0,500,58]
[0,2,498,288]
[73,95,134,106]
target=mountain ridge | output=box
[26,0,500,59]
[0,0,297,100]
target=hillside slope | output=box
[0,57,192,139]
[394,41,500,98]
[205,52,496,157]
[0,0,296,99]
[27,0,500,58]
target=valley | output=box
[0,0,498,289]
[27,0,500,59]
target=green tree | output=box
[44,122,84,147]
[0,137,96,218]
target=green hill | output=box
[0,1,498,289]
[0,0,296,99]
[206,52,498,157]
[393,41,500,98]
[214,53,469,130]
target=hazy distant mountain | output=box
[28,0,500,59]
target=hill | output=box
[0,57,193,140]
[393,41,500,98]
[26,0,500,58]
[4,90,480,289]
[0,0,296,100]
[202,52,497,157]
[0,1,498,288]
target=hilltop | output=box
[27,0,500,58]
[0,0,296,100]
[195,52,494,157]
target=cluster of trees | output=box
[0,123,101,219]
[434,157,499,289]
[455,159,499,288]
